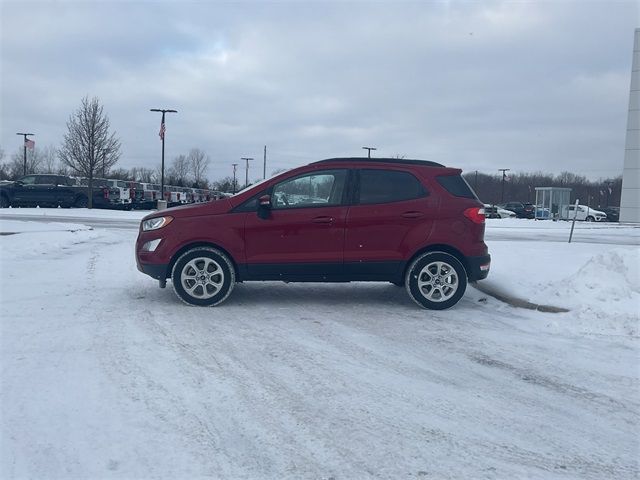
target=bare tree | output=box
[6,146,43,178]
[58,96,121,207]
[130,167,156,183]
[40,145,59,173]
[187,148,210,187]
[0,146,8,180]
[211,176,236,193]
[168,154,190,186]
[107,168,131,180]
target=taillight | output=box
[464,207,485,224]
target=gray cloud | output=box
[1,0,637,182]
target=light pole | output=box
[232,163,238,194]
[150,108,177,201]
[362,146,376,158]
[101,148,110,178]
[16,132,34,176]
[241,157,253,188]
[498,168,510,203]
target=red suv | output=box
[136,158,490,310]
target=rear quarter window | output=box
[436,175,478,199]
[358,169,426,204]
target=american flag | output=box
[159,118,166,141]
[25,138,35,149]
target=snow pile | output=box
[538,249,640,336]
[0,220,99,258]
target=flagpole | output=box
[150,109,177,203]
[16,132,34,176]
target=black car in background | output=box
[602,206,620,222]
[499,201,535,219]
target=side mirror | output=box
[257,194,271,219]
[14,180,24,187]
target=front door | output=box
[12,175,54,205]
[243,169,349,279]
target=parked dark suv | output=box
[136,158,491,310]
[499,202,535,219]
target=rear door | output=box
[54,176,76,206]
[344,168,436,278]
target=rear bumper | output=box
[467,254,491,281]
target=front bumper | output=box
[137,260,169,280]
[466,254,491,281]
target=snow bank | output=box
[539,249,640,336]
[0,206,149,220]
[484,240,639,337]
[0,220,100,258]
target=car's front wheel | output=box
[171,247,236,306]
[405,251,467,310]
[586,216,595,222]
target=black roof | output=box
[312,157,445,168]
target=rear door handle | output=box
[402,211,424,218]
[312,216,334,224]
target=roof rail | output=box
[312,157,445,167]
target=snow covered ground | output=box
[1,209,638,479]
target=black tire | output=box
[171,247,236,306]
[0,194,9,208]
[586,216,594,222]
[405,251,467,310]
[74,195,88,208]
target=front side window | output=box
[358,169,426,204]
[272,170,347,209]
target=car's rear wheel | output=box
[171,247,235,306]
[405,251,467,310]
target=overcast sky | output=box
[1,0,637,182]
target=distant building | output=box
[620,28,640,223]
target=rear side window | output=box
[357,169,426,204]
[436,175,478,199]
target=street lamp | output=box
[241,157,253,188]
[150,108,178,201]
[362,146,376,158]
[498,168,510,203]
[16,132,34,176]
[232,163,238,194]
[102,148,110,178]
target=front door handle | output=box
[312,216,334,224]
[402,211,424,218]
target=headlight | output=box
[142,216,173,231]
